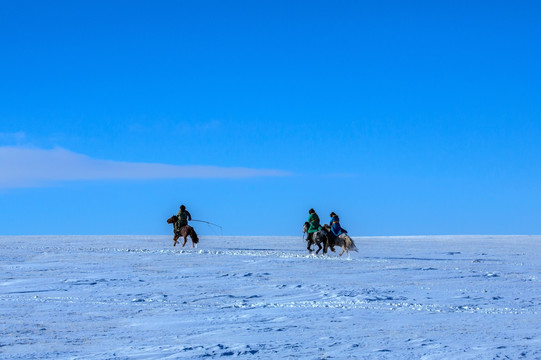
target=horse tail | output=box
[346,235,358,252]
[191,227,199,244]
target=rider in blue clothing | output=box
[329,212,347,239]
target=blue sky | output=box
[1,0,540,236]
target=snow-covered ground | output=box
[1,235,540,359]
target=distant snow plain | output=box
[1,235,540,359]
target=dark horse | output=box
[167,215,199,247]
[302,222,334,254]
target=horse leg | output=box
[339,246,346,256]
[306,233,314,253]
[173,233,180,246]
[316,242,322,254]
[329,236,336,252]
[182,235,188,247]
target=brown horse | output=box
[166,215,199,247]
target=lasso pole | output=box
[190,219,223,236]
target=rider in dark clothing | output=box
[176,205,192,232]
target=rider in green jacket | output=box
[307,208,321,242]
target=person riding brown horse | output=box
[167,215,199,247]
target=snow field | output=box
[1,235,540,359]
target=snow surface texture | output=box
[1,235,540,359]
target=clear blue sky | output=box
[1,0,540,236]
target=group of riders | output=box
[306,208,347,243]
[170,205,352,254]
[172,205,347,241]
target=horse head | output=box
[167,215,178,224]
[302,222,310,233]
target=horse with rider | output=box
[302,208,357,256]
[167,204,199,247]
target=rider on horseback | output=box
[306,208,321,243]
[328,212,347,240]
[176,205,192,233]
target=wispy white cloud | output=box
[0,146,291,188]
